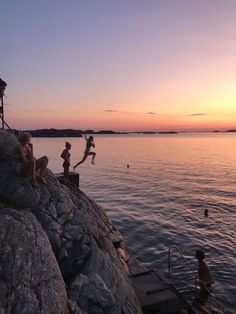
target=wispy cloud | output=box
[104,109,158,115]
[188,113,208,116]
[13,108,55,113]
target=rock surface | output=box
[0,208,68,314]
[0,130,142,314]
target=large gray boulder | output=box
[0,208,68,314]
[0,130,142,314]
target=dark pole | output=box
[168,247,171,285]
[0,78,7,130]
[0,95,4,130]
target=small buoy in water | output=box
[127,164,130,168]
[204,209,208,217]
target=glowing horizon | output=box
[1,1,236,132]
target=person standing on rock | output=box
[73,133,96,170]
[61,141,71,185]
[15,132,48,187]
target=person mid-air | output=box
[73,133,96,170]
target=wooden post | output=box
[0,95,4,130]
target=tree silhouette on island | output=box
[11,128,236,137]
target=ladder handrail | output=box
[168,245,197,285]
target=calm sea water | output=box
[33,133,236,313]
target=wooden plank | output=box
[129,258,182,313]
[131,272,181,313]
[129,257,152,277]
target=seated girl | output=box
[15,132,48,186]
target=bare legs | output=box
[36,156,48,183]
[192,300,210,314]
[63,165,70,186]
[73,154,87,169]
[91,152,96,165]
[73,152,96,170]
[22,156,48,186]
[22,158,37,184]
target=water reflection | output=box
[33,133,236,312]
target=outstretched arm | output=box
[83,133,88,141]
[28,143,34,159]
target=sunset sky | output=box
[1,0,236,132]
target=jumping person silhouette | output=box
[73,133,96,170]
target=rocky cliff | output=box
[0,130,142,314]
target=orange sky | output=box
[2,1,236,131]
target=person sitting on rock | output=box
[61,141,71,186]
[15,132,48,186]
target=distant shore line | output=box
[11,128,236,137]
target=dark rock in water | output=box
[0,130,142,314]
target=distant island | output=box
[158,131,178,134]
[11,128,235,137]
[131,131,178,134]
[21,128,127,137]
[24,129,83,137]
[132,131,156,134]
[212,129,236,133]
